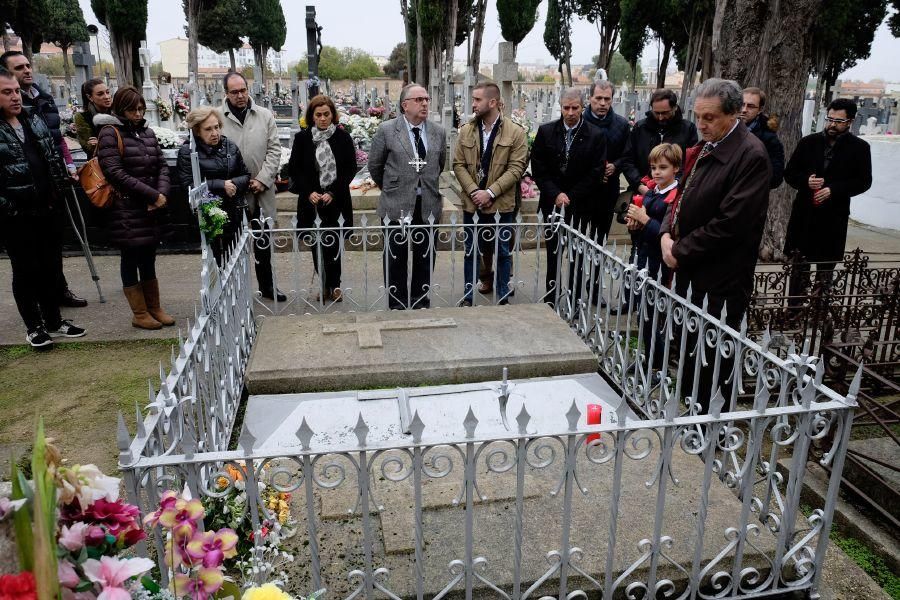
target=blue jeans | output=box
[463,211,514,303]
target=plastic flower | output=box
[57,560,81,588]
[242,583,293,600]
[143,490,179,528]
[0,497,25,521]
[57,464,121,507]
[83,556,154,600]
[82,498,143,540]
[0,571,37,600]
[172,568,224,600]
[156,493,204,540]
[185,528,238,568]
[59,522,89,551]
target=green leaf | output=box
[10,459,34,572]
[141,575,161,593]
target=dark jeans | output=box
[543,212,594,304]
[463,211,514,302]
[675,282,746,415]
[2,215,63,331]
[251,205,276,292]
[384,197,434,310]
[120,245,157,287]
[787,259,837,308]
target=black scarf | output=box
[477,117,500,189]
[227,99,250,124]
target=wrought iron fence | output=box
[118,215,859,599]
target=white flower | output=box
[210,207,228,219]
[151,126,180,149]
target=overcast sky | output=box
[77,0,900,81]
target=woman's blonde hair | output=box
[185,106,223,136]
[648,143,683,169]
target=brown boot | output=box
[123,285,162,330]
[142,278,175,326]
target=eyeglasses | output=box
[405,96,430,104]
[227,88,249,97]
[652,109,674,118]
[824,117,851,124]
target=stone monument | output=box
[493,42,517,114]
[138,41,159,127]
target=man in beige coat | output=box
[453,82,527,305]
[220,72,284,301]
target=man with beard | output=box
[453,82,527,306]
[582,80,629,241]
[621,89,697,195]
[0,51,87,308]
[740,87,784,188]
[783,98,871,294]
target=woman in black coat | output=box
[177,106,251,266]
[96,86,174,330]
[288,94,356,302]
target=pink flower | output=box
[185,529,238,568]
[83,556,154,600]
[156,495,204,541]
[173,568,224,600]
[85,525,107,546]
[59,523,89,552]
[57,560,81,589]
[143,490,179,528]
[0,497,25,521]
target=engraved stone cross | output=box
[323,315,456,348]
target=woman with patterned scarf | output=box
[288,94,356,302]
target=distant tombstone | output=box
[864,115,878,135]
[139,41,159,126]
[71,41,95,94]
[428,66,442,122]
[493,42,517,113]
[290,70,300,126]
[370,86,377,109]
[462,67,474,121]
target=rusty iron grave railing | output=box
[117,214,860,599]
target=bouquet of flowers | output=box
[175,93,190,120]
[520,175,538,199]
[156,98,173,121]
[355,148,368,166]
[510,109,532,136]
[151,126,180,150]
[367,106,385,119]
[198,192,229,239]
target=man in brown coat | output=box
[660,78,771,412]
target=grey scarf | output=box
[312,124,338,189]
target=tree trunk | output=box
[443,0,459,110]
[400,0,414,81]
[713,0,823,261]
[596,21,619,74]
[470,0,487,76]
[415,8,426,85]
[61,45,72,89]
[656,40,671,89]
[108,24,134,89]
[19,33,34,63]
[186,0,200,87]
[228,48,236,72]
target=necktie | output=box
[412,126,427,161]
[671,143,714,237]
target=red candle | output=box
[586,403,602,443]
[632,194,644,208]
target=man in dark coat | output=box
[0,69,86,349]
[583,80,629,241]
[531,87,606,302]
[740,87,785,188]
[0,50,87,308]
[660,78,771,413]
[784,98,872,275]
[620,89,698,194]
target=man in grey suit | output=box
[368,83,446,309]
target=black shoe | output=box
[458,298,473,307]
[60,289,88,308]
[260,287,287,302]
[48,319,87,338]
[26,328,53,349]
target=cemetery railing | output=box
[118,215,861,598]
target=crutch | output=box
[62,185,106,303]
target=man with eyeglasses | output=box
[368,83,446,310]
[620,89,697,195]
[740,87,784,189]
[220,71,285,302]
[784,97,872,296]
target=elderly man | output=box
[583,80,629,241]
[740,87,785,188]
[220,72,284,301]
[660,78,771,413]
[531,87,606,303]
[621,89,697,195]
[454,82,528,306]
[783,98,871,297]
[1,50,86,308]
[368,83,446,310]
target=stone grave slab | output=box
[245,304,597,394]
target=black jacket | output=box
[620,108,698,190]
[784,131,872,261]
[747,114,785,189]
[95,113,171,248]
[289,126,356,229]
[584,107,630,201]
[176,136,251,202]
[21,85,64,148]
[0,108,68,217]
[531,118,607,219]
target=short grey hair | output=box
[559,87,585,106]
[694,78,743,115]
[589,80,614,96]
[399,83,425,104]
